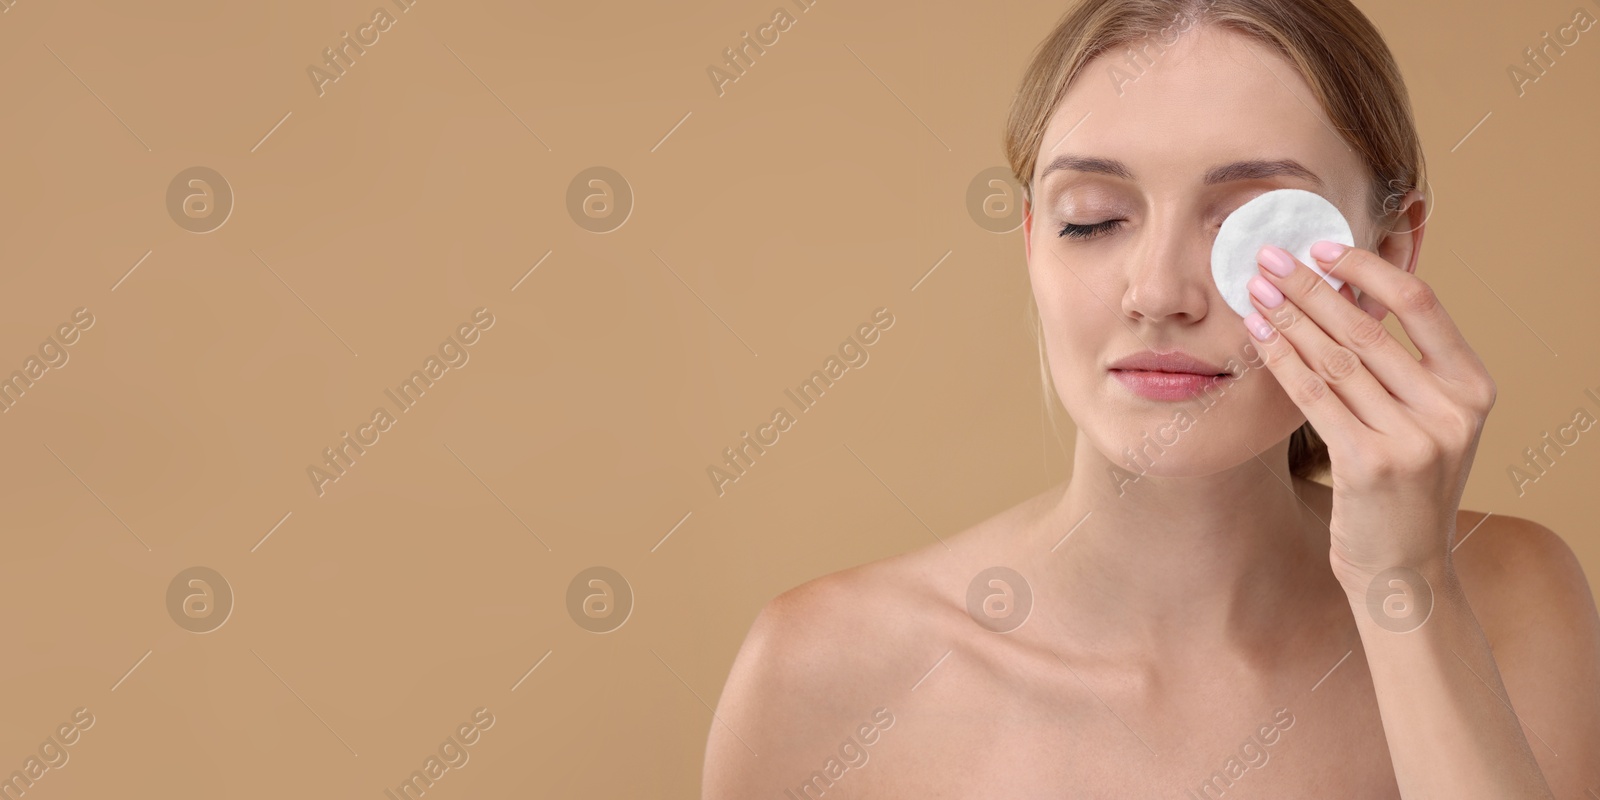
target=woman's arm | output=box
[702,587,820,799]
[1242,241,1600,797]
[1343,515,1600,798]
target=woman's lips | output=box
[1110,369,1234,401]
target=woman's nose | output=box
[1119,230,1212,323]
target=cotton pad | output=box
[1211,188,1355,318]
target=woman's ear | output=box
[1360,188,1427,320]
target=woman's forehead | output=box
[1036,25,1365,205]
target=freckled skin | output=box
[703,25,1585,800]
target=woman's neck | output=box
[1028,437,1340,666]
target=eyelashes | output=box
[1055,217,1229,241]
[1057,219,1122,240]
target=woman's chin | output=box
[1086,416,1304,483]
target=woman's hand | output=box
[1240,240,1497,595]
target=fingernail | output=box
[1311,240,1347,262]
[1247,274,1284,308]
[1258,245,1295,277]
[1243,311,1275,341]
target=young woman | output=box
[704,1,1600,796]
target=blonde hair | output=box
[1006,0,1427,480]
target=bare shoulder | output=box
[700,549,959,798]
[1451,510,1598,634]
[733,552,954,697]
[1450,510,1600,794]
[702,490,1049,798]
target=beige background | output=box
[0,0,1595,796]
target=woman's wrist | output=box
[1333,547,1459,621]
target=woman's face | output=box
[1025,23,1383,479]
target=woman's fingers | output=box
[1247,277,1406,435]
[1241,304,1365,445]
[1355,289,1391,322]
[1310,242,1484,385]
[1256,244,1431,409]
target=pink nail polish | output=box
[1243,311,1274,341]
[1258,245,1295,277]
[1247,275,1284,308]
[1311,241,1347,262]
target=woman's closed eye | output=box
[1057,219,1123,240]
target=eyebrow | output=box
[1037,155,1324,190]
